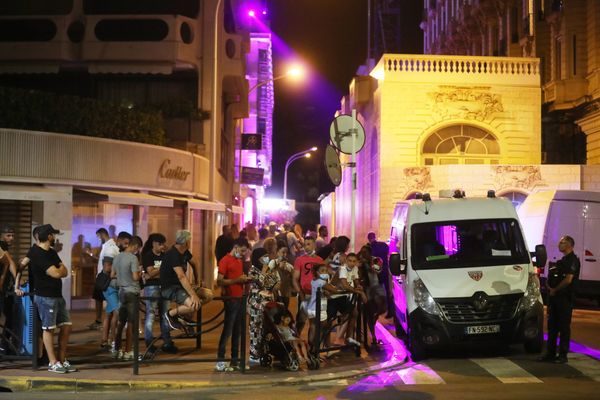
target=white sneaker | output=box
[48,362,67,374]
[121,351,134,361]
[62,360,78,372]
[346,337,361,346]
[214,361,229,372]
[112,349,123,359]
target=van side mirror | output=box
[389,253,407,276]
[533,244,547,269]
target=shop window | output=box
[147,205,184,246]
[422,124,500,165]
[72,202,133,298]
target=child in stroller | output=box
[260,302,317,370]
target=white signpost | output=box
[328,110,365,251]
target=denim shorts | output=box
[34,295,71,331]
[103,286,120,314]
[161,285,189,305]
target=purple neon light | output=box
[346,321,409,392]
[248,9,256,17]
[262,10,268,15]
[437,225,458,255]
[544,333,600,360]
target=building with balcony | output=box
[320,53,600,244]
[420,0,600,165]
[0,0,249,307]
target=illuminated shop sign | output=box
[158,159,191,182]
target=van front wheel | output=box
[524,330,543,354]
[408,333,427,361]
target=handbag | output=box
[95,271,111,292]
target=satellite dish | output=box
[325,145,342,186]
[329,114,366,155]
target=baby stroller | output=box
[259,302,317,371]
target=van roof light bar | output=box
[414,192,423,200]
[422,193,432,202]
[487,190,496,198]
[453,189,465,199]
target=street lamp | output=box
[248,64,305,94]
[283,146,318,201]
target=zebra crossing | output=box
[315,352,600,390]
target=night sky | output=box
[266,0,422,208]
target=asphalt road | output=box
[4,308,600,399]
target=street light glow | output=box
[286,65,305,81]
[311,146,318,151]
[305,153,311,158]
[248,10,256,17]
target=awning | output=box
[0,185,71,202]
[231,205,244,215]
[78,189,173,207]
[162,195,226,212]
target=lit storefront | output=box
[0,128,227,308]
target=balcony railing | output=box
[371,54,540,87]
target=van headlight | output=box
[519,273,541,312]
[413,279,441,316]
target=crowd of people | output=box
[212,222,392,372]
[0,220,394,374]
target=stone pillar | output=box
[42,186,73,307]
[576,109,600,164]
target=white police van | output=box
[389,190,547,360]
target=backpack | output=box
[95,271,111,292]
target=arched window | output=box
[422,124,500,165]
[499,191,528,210]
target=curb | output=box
[0,357,409,392]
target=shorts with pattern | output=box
[34,295,72,330]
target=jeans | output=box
[217,299,243,362]
[143,285,172,347]
[547,294,573,357]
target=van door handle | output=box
[585,258,597,262]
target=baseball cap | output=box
[0,224,15,234]
[37,224,61,239]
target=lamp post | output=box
[283,146,317,201]
[239,65,306,185]
[248,66,305,94]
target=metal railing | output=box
[131,294,247,375]
[312,288,368,364]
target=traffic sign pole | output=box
[351,109,357,253]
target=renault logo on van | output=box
[472,292,489,311]
[468,271,483,281]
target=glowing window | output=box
[422,124,499,165]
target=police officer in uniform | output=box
[540,235,580,364]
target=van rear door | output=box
[544,200,585,268]
[582,201,600,282]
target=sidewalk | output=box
[0,301,407,392]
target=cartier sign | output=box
[158,159,191,182]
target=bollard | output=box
[31,297,39,371]
[240,295,247,373]
[196,305,203,349]
[133,294,140,375]
[314,288,321,360]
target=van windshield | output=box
[411,219,530,270]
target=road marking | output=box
[470,358,543,384]
[398,363,446,385]
[567,353,600,381]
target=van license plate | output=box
[465,325,500,335]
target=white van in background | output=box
[389,190,546,360]
[518,190,600,300]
